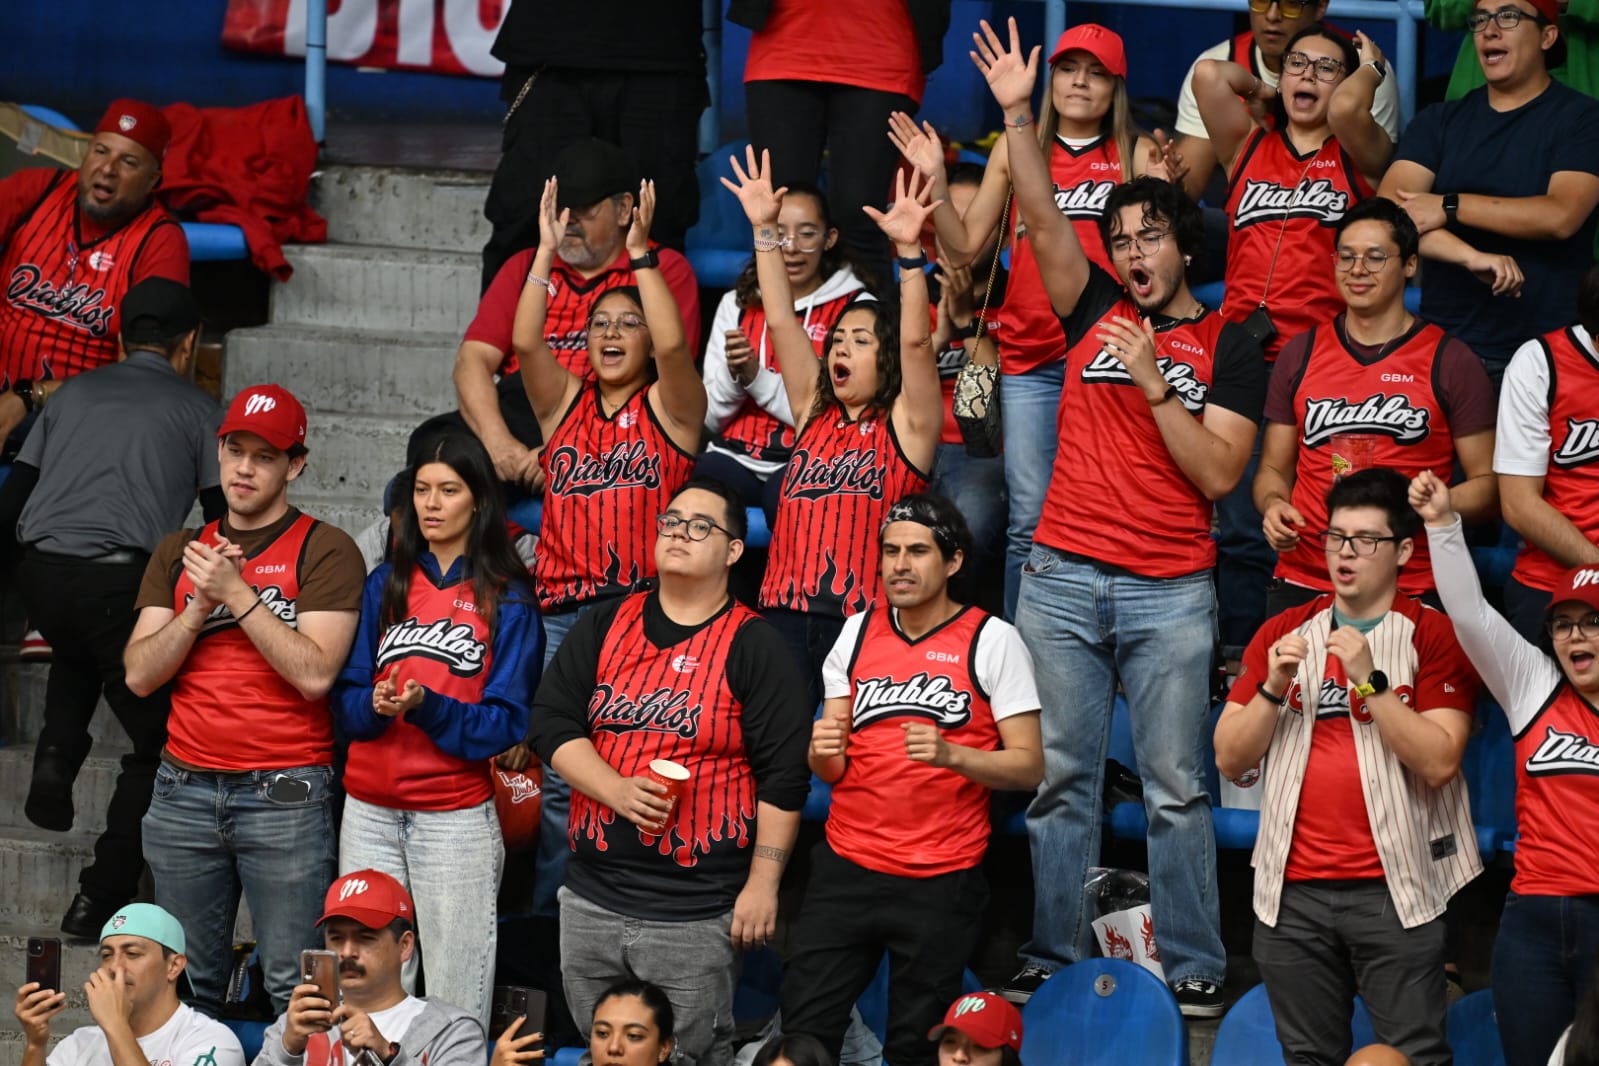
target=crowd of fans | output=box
[10,0,1599,1064]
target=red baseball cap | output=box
[318,870,415,929]
[1048,23,1128,78]
[94,99,171,161]
[1516,0,1560,23]
[218,384,307,452]
[1549,565,1599,616]
[927,992,1024,1052]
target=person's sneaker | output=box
[19,628,52,662]
[999,964,1054,1005]
[1173,977,1226,1018]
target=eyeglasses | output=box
[1248,0,1312,16]
[1334,249,1393,273]
[1548,613,1599,641]
[1108,231,1171,260]
[1468,6,1542,31]
[1282,51,1347,82]
[590,312,646,333]
[656,513,735,542]
[777,226,828,252]
[1318,530,1402,555]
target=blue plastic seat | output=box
[1447,989,1506,1066]
[550,1049,582,1066]
[20,103,79,130]
[685,141,760,290]
[504,499,771,550]
[1468,701,1519,854]
[1019,958,1186,1066]
[1211,983,1377,1064]
[221,1019,269,1062]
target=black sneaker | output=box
[999,964,1054,1005]
[1173,977,1225,1018]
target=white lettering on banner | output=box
[260,0,509,77]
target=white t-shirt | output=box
[1493,326,1598,476]
[327,996,427,1054]
[1174,37,1402,142]
[48,1003,245,1066]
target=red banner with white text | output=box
[222,0,510,78]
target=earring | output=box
[1184,255,1192,265]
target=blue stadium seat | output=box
[1469,523,1521,593]
[1211,983,1376,1063]
[1019,958,1186,1066]
[1447,990,1506,1066]
[685,141,757,290]
[1467,702,1519,854]
[504,499,771,550]
[20,103,79,130]
[550,1048,583,1066]
[221,1019,269,1062]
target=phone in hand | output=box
[300,949,339,1006]
[489,985,547,1041]
[26,937,62,995]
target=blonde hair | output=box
[1036,58,1141,180]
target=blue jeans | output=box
[999,363,1065,620]
[1214,427,1272,658]
[1491,893,1599,1066]
[141,762,336,1015]
[340,796,504,1029]
[533,607,581,919]
[1014,546,1224,985]
[930,443,1007,574]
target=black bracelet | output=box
[896,253,929,271]
[629,249,660,271]
[1257,682,1287,706]
[949,321,977,341]
[1150,384,1179,407]
[12,379,34,414]
[236,598,262,623]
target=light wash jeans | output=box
[533,607,580,919]
[1014,546,1225,986]
[999,362,1065,620]
[339,795,504,1029]
[142,762,336,1016]
[559,886,736,1066]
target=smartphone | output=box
[489,985,548,1041]
[26,937,62,994]
[300,949,339,1005]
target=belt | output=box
[26,546,148,565]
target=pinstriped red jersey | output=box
[535,384,695,612]
[0,172,183,387]
[991,135,1121,375]
[717,295,856,463]
[1222,129,1372,359]
[759,406,929,618]
[572,592,758,870]
[1513,327,1599,591]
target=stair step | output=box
[282,493,384,543]
[0,750,123,835]
[291,411,423,523]
[312,164,492,255]
[269,244,479,335]
[0,656,132,754]
[222,324,459,420]
[0,826,98,927]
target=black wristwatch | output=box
[896,252,929,270]
[629,249,660,271]
[1365,58,1387,83]
[12,379,34,414]
[1354,670,1390,698]
[1442,193,1460,222]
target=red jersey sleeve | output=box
[0,169,59,247]
[659,248,701,355]
[1412,609,1482,713]
[133,222,190,285]
[464,248,536,360]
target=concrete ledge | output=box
[223,324,458,418]
[269,244,480,335]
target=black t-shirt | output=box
[528,592,811,920]
[492,0,707,76]
[1396,82,1599,367]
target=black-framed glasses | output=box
[1318,530,1402,555]
[1334,250,1393,273]
[1282,51,1347,82]
[1108,231,1171,260]
[656,513,734,542]
[1248,0,1311,17]
[1548,613,1599,641]
[1468,6,1542,32]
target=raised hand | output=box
[863,167,943,252]
[888,112,945,179]
[1353,29,1386,70]
[1408,470,1455,527]
[492,1016,545,1066]
[1245,79,1277,128]
[971,17,1040,115]
[721,145,787,227]
[536,177,569,254]
[1145,129,1188,187]
[625,179,656,258]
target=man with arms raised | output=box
[972,19,1267,1017]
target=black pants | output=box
[18,550,166,902]
[692,448,784,534]
[781,840,988,1066]
[482,67,706,291]
[745,79,918,292]
[760,607,844,712]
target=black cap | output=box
[552,138,638,211]
[120,278,201,345]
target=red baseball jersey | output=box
[536,385,695,612]
[1513,326,1599,591]
[167,514,331,770]
[759,406,930,618]
[344,567,495,811]
[1275,320,1459,594]
[717,295,854,463]
[1035,301,1232,577]
[1511,685,1599,895]
[1222,128,1372,359]
[572,593,759,868]
[828,605,1002,876]
[992,135,1122,375]
[0,172,183,387]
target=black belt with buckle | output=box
[26,546,147,565]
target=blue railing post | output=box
[306,0,327,144]
[1396,0,1423,127]
[1045,0,1066,56]
[701,0,721,155]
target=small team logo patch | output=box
[111,915,127,929]
[671,654,700,674]
[88,251,115,272]
[617,410,636,429]
[118,114,137,132]
[339,878,369,900]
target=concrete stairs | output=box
[223,163,494,536]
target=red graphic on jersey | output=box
[546,439,662,496]
[1102,922,1134,961]
[1140,912,1161,963]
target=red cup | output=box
[645,759,691,819]
[1330,433,1382,482]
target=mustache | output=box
[338,963,365,977]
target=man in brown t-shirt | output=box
[122,384,365,1017]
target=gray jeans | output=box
[558,886,736,1066]
[1253,880,1450,1066]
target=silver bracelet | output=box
[525,270,550,289]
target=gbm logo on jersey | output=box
[853,671,973,730]
[375,617,488,677]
